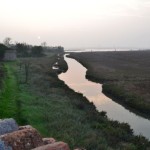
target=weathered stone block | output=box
[19,125,33,130]
[0,140,12,150]
[0,118,18,135]
[32,141,70,150]
[0,128,44,150]
[43,138,56,145]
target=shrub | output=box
[0,44,8,60]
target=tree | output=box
[57,46,64,53]
[41,42,47,47]
[15,43,30,57]
[31,46,43,57]
[3,37,12,47]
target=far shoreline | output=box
[65,48,150,53]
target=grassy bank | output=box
[69,51,150,118]
[0,62,19,121]
[0,53,150,149]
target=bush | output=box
[31,46,43,57]
[0,44,8,60]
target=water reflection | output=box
[59,55,150,140]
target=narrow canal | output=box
[59,55,150,139]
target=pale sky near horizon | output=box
[0,0,150,49]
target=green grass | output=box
[0,62,18,119]
[0,62,28,124]
[0,54,150,150]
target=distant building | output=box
[4,49,17,61]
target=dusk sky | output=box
[0,0,150,49]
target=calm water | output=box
[65,48,140,53]
[59,55,150,140]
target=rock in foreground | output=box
[0,118,18,135]
[0,128,44,150]
[0,118,72,150]
[32,142,70,150]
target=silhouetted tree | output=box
[31,46,43,57]
[3,37,12,47]
[57,46,64,53]
[15,43,30,57]
[41,42,47,47]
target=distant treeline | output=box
[15,43,64,57]
[0,37,64,59]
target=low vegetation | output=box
[0,63,4,88]
[0,51,150,149]
[69,51,150,118]
[16,42,64,57]
[0,62,20,121]
[0,44,9,60]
